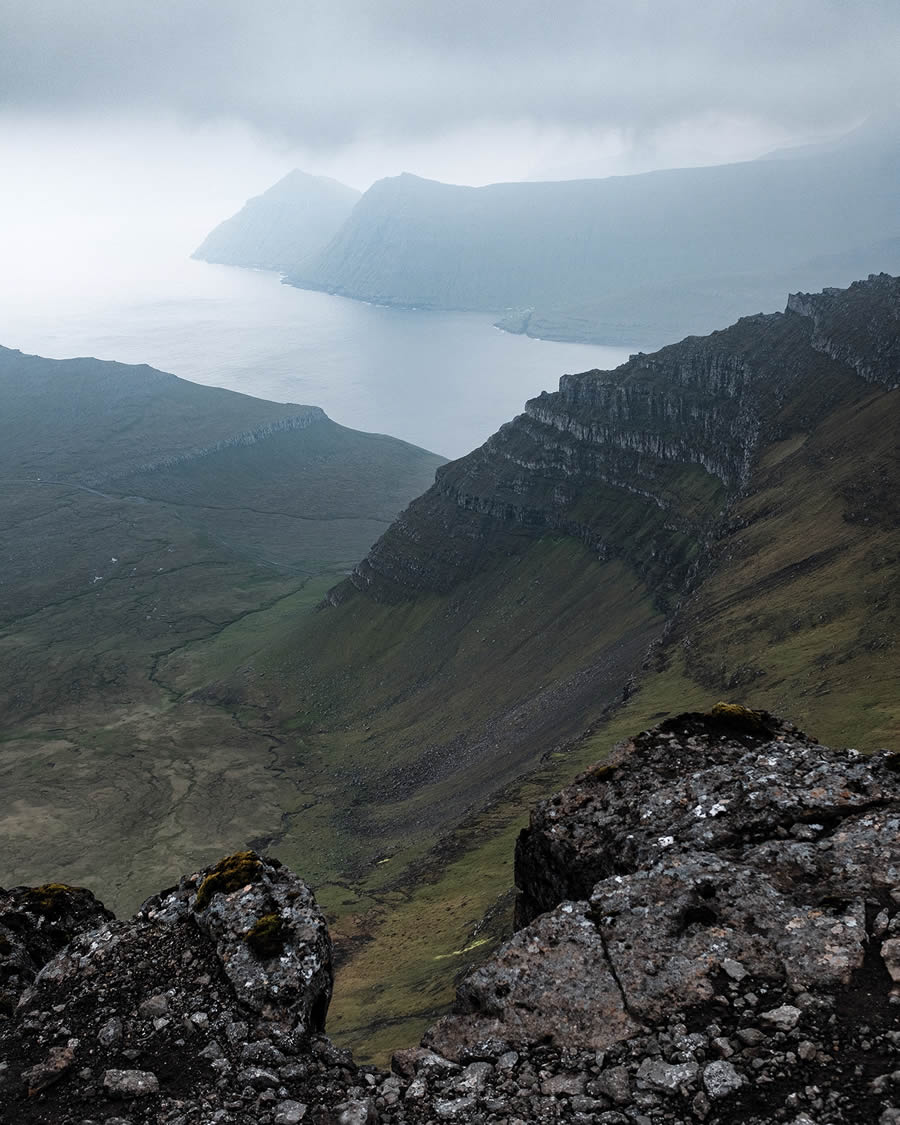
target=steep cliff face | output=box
[787,271,900,388]
[336,277,895,611]
[169,275,898,1064]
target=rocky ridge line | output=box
[333,274,899,607]
[94,410,329,487]
[1,708,898,1124]
[786,273,900,389]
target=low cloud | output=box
[2,1,898,152]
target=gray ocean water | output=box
[0,259,636,459]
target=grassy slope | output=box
[310,380,900,1063]
[159,536,661,887]
[106,419,445,572]
[0,346,306,481]
[169,537,658,1063]
[188,468,728,1058]
[636,382,900,747]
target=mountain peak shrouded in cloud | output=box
[2,3,899,308]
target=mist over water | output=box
[0,257,635,459]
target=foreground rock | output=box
[1,710,898,1124]
[425,707,900,1123]
[0,853,345,1124]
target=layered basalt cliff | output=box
[2,710,898,1124]
[786,272,900,389]
[334,275,900,611]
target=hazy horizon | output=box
[2,2,898,308]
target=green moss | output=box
[22,883,83,919]
[708,702,766,733]
[245,912,286,959]
[194,851,263,911]
[583,762,617,783]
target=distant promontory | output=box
[198,120,900,347]
[192,169,360,274]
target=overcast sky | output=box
[1,0,898,284]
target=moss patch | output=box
[194,851,263,911]
[708,702,766,733]
[245,912,287,960]
[22,883,84,920]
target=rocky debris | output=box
[20,1044,75,1094]
[102,1069,161,1098]
[1,713,897,1124]
[0,852,341,1124]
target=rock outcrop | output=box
[786,272,900,389]
[0,853,339,1124]
[2,712,898,1123]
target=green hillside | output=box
[213,277,899,1062]
[2,278,897,1067]
[0,347,443,910]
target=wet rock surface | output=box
[1,712,898,1123]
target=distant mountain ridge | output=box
[0,344,444,582]
[192,169,360,273]
[284,126,900,345]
